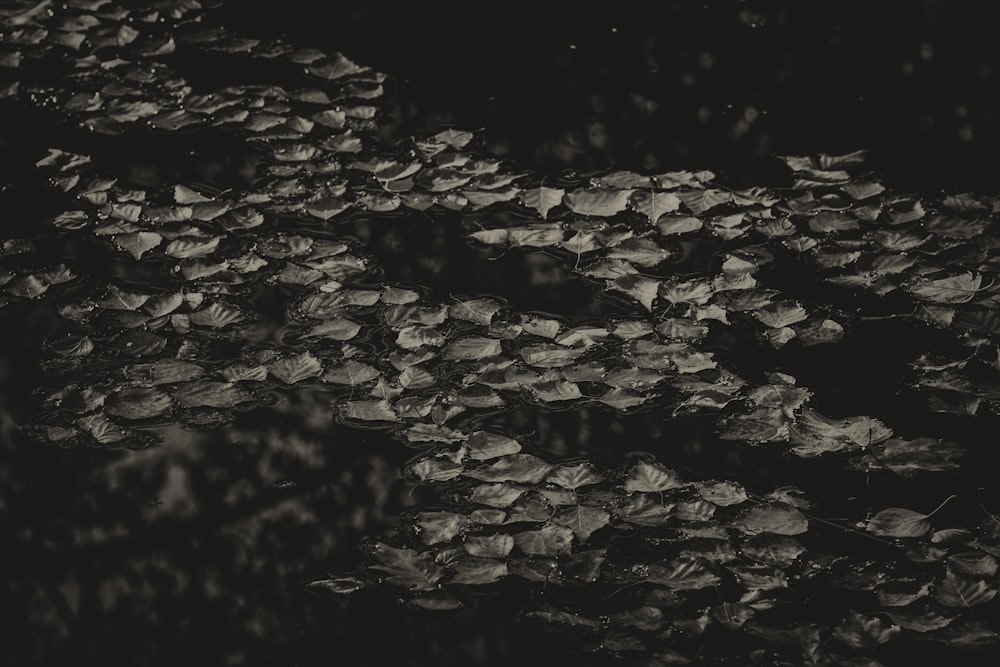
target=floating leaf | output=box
[322,360,380,385]
[514,525,574,556]
[464,534,514,558]
[416,511,471,545]
[464,454,552,484]
[624,462,686,493]
[833,612,902,648]
[268,352,322,384]
[105,387,173,420]
[448,298,501,325]
[520,186,565,218]
[370,543,443,590]
[909,272,982,304]
[189,302,244,329]
[933,572,997,607]
[466,431,522,460]
[445,336,502,361]
[342,400,399,422]
[450,556,508,585]
[866,507,930,538]
[734,503,808,535]
[647,558,720,590]
[115,231,163,259]
[171,381,250,409]
[546,463,604,490]
[564,188,631,216]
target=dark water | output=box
[2,2,1000,666]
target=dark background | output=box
[219,0,1000,193]
[4,1,1000,666]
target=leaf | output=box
[607,238,671,267]
[444,336,502,361]
[624,462,686,493]
[322,360,380,385]
[678,188,732,214]
[464,454,552,484]
[450,556,508,584]
[933,572,997,607]
[520,344,586,368]
[189,302,244,329]
[448,298,501,325]
[530,380,582,402]
[794,318,844,346]
[514,525,574,556]
[909,272,982,304]
[370,543,443,590]
[303,318,361,340]
[564,188,632,216]
[616,493,674,526]
[406,457,464,483]
[886,604,954,632]
[833,612,902,648]
[306,577,365,596]
[268,352,323,384]
[464,534,515,558]
[734,503,809,535]
[611,275,660,311]
[342,400,399,422]
[866,508,930,538]
[171,381,251,409]
[546,463,604,490]
[465,431,522,460]
[647,558,720,590]
[695,480,748,507]
[864,437,964,476]
[115,231,162,259]
[127,360,204,385]
[105,387,173,420]
[520,186,565,218]
[630,190,681,222]
[598,388,648,409]
[552,506,610,541]
[754,301,809,328]
[416,511,471,545]
[470,483,524,507]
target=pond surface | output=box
[2,2,1000,666]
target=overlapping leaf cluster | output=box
[3,1,999,664]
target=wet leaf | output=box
[342,400,399,422]
[306,577,365,596]
[370,543,443,590]
[647,558,720,590]
[115,231,163,258]
[933,572,997,607]
[444,336,502,360]
[735,503,809,535]
[268,352,323,384]
[448,298,501,325]
[105,387,173,420]
[546,463,604,490]
[465,431,522,460]
[564,188,632,216]
[322,361,381,385]
[624,462,686,492]
[171,381,251,409]
[695,480,748,507]
[416,511,471,545]
[754,301,809,328]
[450,556,508,584]
[833,612,901,648]
[630,190,681,222]
[866,508,930,538]
[909,272,982,304]
[464,534,514,558]
[514,524,574,556]
[464,454,552,484]
[189,302,244,329]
